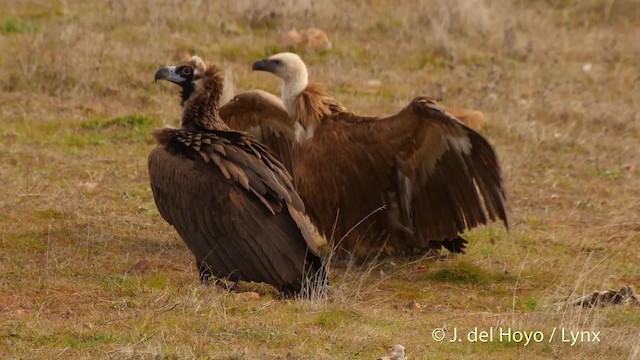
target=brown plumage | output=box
[252,52,508,257]
[219,89,295,173]
[216,74,482,178]
[290,83,345,126]
[149,56,326,295]
[218,84,343,175]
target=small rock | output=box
[282,28,331,49]
[406,299,421,310]
[365,79,381,94]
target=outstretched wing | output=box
[149,128,324,291]
[219,90,295,174]
[298,97,506,252]
[365,97,507,245]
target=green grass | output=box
[1,0,640,359]
[426,261,510,285]
[0,19,39,34]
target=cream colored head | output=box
[253,52,307,83]
[252,52,309,112]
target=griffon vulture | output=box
[218,71,482,176]
[252,52,508,257]
[149,56,326,295]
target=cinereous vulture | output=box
[149,56,327,296]
[251,52,508,257]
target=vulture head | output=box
[155,55,226,130]
[253,52,309,110]
[155,55,209,105]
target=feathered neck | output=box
[180,82,196,106]
[291,83,346,128]
[281,66,308,114]
[181,66,229,131]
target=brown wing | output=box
[219,90,295,174]
[294,97,506,254]
[381,98,507,245]
[293,121,396,254]
[148,128,324,293]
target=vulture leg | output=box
[197,259,214,283]
[196,259,241,291]
[280,286,298,299]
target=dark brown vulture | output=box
[251,52,508,257]
[148,56,327,296]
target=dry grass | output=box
[1,0,640,358]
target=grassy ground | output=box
[1,0,640,358]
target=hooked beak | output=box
[252,59,274,73]
[154,66,185,83]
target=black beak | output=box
[154,66,185,84]
[252,59,273,72]
[154,67,171,82]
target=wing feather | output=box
[378,97,507,244]
[294,96,507,253]
[219,90,295,173]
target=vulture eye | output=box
[272,59,281,65]
[182,67,192,76]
